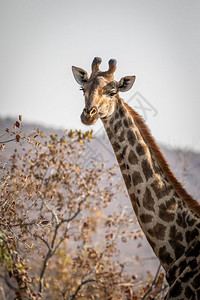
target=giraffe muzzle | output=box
[81,106,99,125]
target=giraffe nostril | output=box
[84,106,97,117]
[90,107,97,116]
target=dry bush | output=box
[0,118,166,299]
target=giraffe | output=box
[72,57,200,299]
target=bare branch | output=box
[34,234,51,252]
[38,253,50,293]
[59,199,85,226]
[44,200,59,225]
[0,220,37,228]
[52,226,70,256]
[67,279,96,300]
[142,264,162,300]
[0,138,16,144]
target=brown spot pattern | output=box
[192,274,200,289]
[106,127,112,139]
[176,212,187,229]
[132,171,143,186]
[114,120,122,132]
[118,107,124,117]
[169,239,185,260]
[185,286,195,298]
[123,119,129,128]
[143,187,155,212]
[169,281,182,297]
[159,208,175,222]
[118,130,125,142]
[185,228,199,245]
[151,179,172,199]
[158,198,176,222]
[120,163,126,171]
[169,225,183,241]
[123,174,131,189]
[140,213,153,223]
[116,145,128,164]
[158,246,173,265]
[130,193,141,208]
[141,159,153,181]
[129,194,139,214]
[148,223,166,240]
[122,145,128,156]
[187,216,196,227]
[136,143,146,156]
[113,142,121,152]
[109,115,115,125]
[128,150,138,165]
[115,112,119,119]
[116,153,123,164]
[127,130,136,146]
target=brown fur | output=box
[123,100,200,217]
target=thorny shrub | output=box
[0,117,167,299]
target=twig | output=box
[0,220,37,228]
[155,284,169,299]
[0,132,6,139]
[59,208,81,225]
[0,138,16,144]
[142,264,162,300]
[52,226,69,256]
[34,234,51,251]
[67,279,96,300]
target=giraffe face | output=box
[72,58,136,125]
[79,76,118,125]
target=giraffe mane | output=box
[123,100,200,217]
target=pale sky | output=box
[1,0,200,151]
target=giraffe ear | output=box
[117,76,136,92]
[72,66,89,85]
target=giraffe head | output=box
[72,57,136,125]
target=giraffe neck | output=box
[102,96,200,272]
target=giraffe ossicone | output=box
[72,58,200,299]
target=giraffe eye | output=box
[109,92,117,97]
